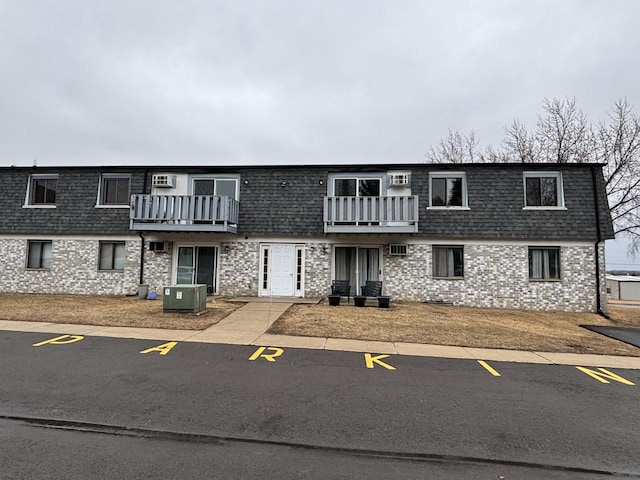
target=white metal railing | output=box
[323,195,418,232]
[130,194,239,231]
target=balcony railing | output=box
[130,194,239,232]
[323,195,419,233]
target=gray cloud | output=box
[1,0,639,166]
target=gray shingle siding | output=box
[0,163,614,240]
[0,167,144,234]
[415,165,614,240]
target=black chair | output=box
[331,280,352,304]
[361,280,383,298]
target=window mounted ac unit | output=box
[152,174,175,188]
[389,174,409,186]
[389,244,408,256]
[149,241,167,252]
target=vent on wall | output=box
[149,241,167,252]
[389,244,408,256]
[389,174,409,186]
[152,174,175,188]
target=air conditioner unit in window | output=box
[152,174,175,188]
[389,244,408,256]
[149,241,167,252]
[389,174,409,186]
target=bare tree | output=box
[597,99,640,252]
[425,129,483,164]
[426,97,640,253]
[502,119,536,163]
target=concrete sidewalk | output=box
[2,300,640,369]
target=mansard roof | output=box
[0,163,614,240]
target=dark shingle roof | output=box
[0,163,614,240]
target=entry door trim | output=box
[259,244,305,297]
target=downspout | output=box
[590,165,609,319]
[138,169,149,288]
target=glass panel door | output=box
[196,247,217,294]
[177,247,195,284]
[335,247,380,295]
[176,246,217,293]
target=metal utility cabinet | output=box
[162,284,207,313]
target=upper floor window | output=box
[333,178,381,196]
[529,247,560,280]
[192,178,239,200]
[27,240,52,269]
[26,174,58,206]
[429,173,467,207]
[524,172,564,208]
[432,245,464,278]
[98,174,131,206]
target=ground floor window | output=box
[27,240,52,269]
[529,247,560,280]
[99,241,126,270]
[432,245,464,278]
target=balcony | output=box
[130,194,239,232]
[323,196,418,233]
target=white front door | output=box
[269,244,295,296]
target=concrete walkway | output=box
[2,300,640,369]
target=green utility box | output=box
[162,284,207,313]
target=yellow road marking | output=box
[576,367,635,385]
[33,335,84,347]
[249,346,284,362]
[140,341,177,356]
[364,353,396,370]
[478,360,501,377]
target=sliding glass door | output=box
[176,246,218,294]
[334,246,380,296]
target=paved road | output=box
[1,330,639,478]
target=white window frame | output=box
[528,247,561,281]
[24,174,58,208]
[523,171,565,209]
[329,174,384,197]
[98,241,126,271]
[432,245,464,279]
[428,172,469,209]
[26,240,53,270]
[96,173,131,208]
[190,175,240,200]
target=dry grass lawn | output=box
[269,300,640,356]
[0,294,242,330]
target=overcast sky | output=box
[1,0,639,267]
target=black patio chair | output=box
[331,280,352,304]
[360,280,383,298]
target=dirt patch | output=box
[269,300,640,356]
[0,294,242,330]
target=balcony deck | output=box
[323,195,418,233]
[130,194,239,232]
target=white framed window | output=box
[523,172,564,208]
[432,245,464,278]
[192,177,240,200]
[99,241,126,271]
[428,172,467,208]
[332,177,382,196]
[26,240,52,269]
[97,174,131,206]
[25,174,58,207]
[529,247,560,281]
